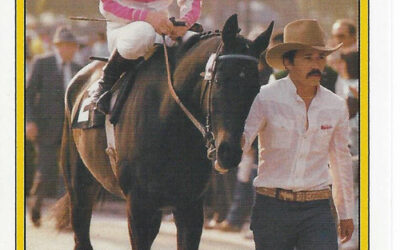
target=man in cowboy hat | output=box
[26,26,81,227]
[242,19,354,249]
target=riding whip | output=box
[69,16,110,22]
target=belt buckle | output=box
[279,190,295,201]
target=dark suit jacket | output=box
[26,54,81,146]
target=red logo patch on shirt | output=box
[321,125,333,130]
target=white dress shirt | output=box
[243,76,354,220]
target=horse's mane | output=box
[147,30,251,81]
[170,30,252,95]
[174,30,222,61]
[175,29,252,65]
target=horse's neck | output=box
[174,37,221,92]
[172,37,221,118]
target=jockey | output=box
[92,0,202,114]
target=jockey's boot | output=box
[93,49,131,114]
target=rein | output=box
[161,35,258,160]
[162,35,219,159]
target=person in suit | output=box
[327,19,358,73]
[26,26,81,227]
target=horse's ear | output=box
[249,21,274,57]
[222,14,239,47]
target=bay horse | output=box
[56,14,273,250]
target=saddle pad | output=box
[72,81,107,129]
[72,75,127,129]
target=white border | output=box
[371,0,396,248]
[0,1,16,249]
[391,0,400,249]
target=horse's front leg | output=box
[126,190,162,250]
[70,158,101,250]
[173,198,204,250]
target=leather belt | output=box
[256,187,331,202]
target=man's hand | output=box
[26,122,38,142]
[145,10,173,35]
[170,19,189,40]
[339,219,354,243]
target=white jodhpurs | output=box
[107,21,158,60]
[107,21,197,60]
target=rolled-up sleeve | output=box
[177,0,202,27]
[329,104,355,220]
[242,94,266,153]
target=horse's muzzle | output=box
[216,141,243,170]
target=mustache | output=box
[306,69,322,78]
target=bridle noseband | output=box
[162,36,258,161]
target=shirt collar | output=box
[284,75,322,102]
[285,76,297,96]
[54,48,71,70]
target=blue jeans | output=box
[251,194,338,250]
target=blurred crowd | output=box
[26,13,109,77]
[25,10,359,250]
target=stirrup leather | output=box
[95,90,112,114]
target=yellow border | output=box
[16,1,369,249]
[359,0,369,249]
[16,0,25,248]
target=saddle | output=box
[72,62,142,129]
[72,26,204,129]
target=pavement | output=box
[90,199,255,249]
[93,198,360,250]
[25,197,359,250]
[25,198,254,250]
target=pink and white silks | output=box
[99,0,202,59]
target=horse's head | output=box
[209,14,274,171]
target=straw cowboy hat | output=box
[265,19,342,70]
[52,26,78,44]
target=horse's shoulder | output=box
[65,61,104,111]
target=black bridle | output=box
[162,37,259,160]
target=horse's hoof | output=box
[74,244,93,250]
